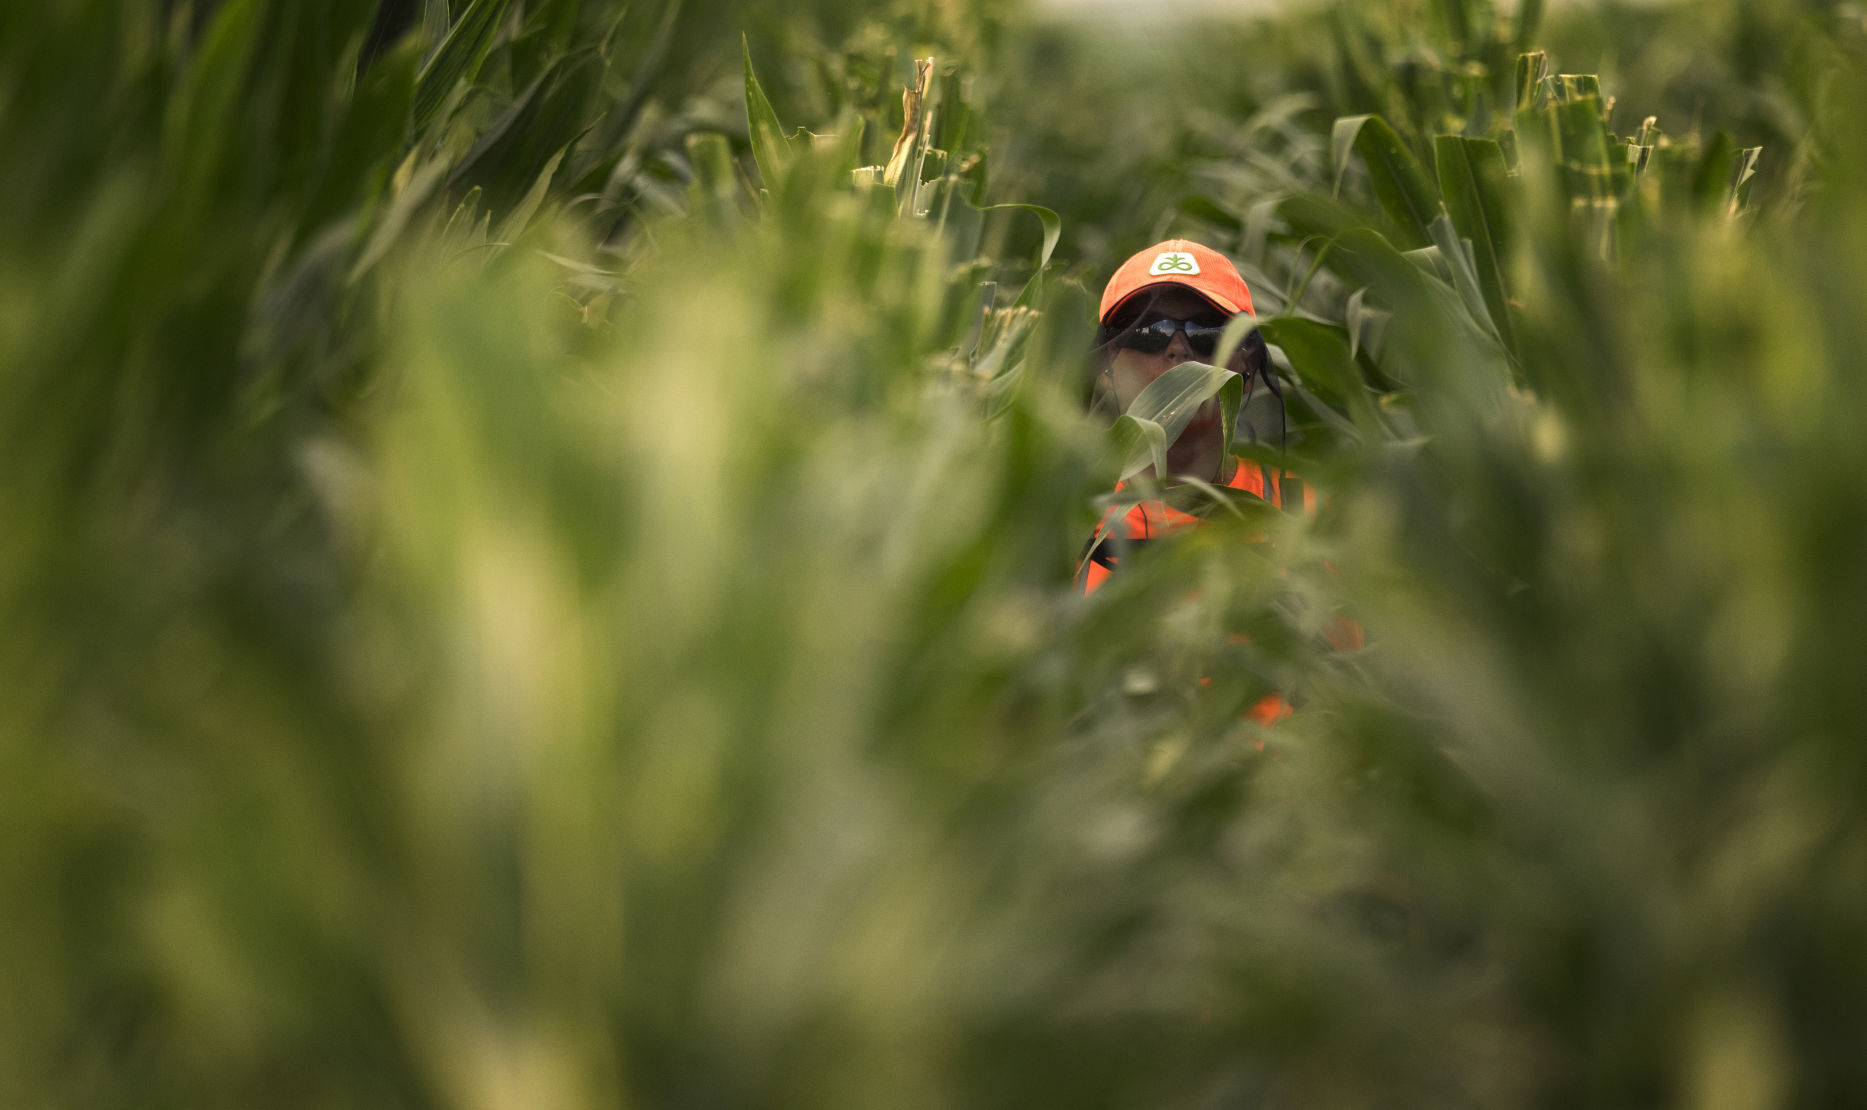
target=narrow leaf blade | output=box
[742,35,791,194]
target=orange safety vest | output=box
[1077,461,1313,594]
[1077,462,1353,725]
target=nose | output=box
[1165,327,1197,363]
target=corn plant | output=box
[5,0,1867,1107]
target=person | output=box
[1078,238,1312,595]
[1079,238,1356,727]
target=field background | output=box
[4,0,1867,1106]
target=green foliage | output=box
[414,0,517,132]
[741,33,796,194]
[1332,113,1444,247]
[5,0,1867,1106]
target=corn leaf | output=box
[1331,114,1444,248]
[1731,145,1763,209]
[413,0,515,134]
[742,35,793,194]
[1515,51,1550,114]
[349,159,449,282]
[495,148,566,240]
[299,38,418,242]
[980,202,1060,309]
[1435,134,1517,353]
[162,0,262,200]
[1112,361,1242,480]
[1258,316,1381,436]
[451,52,601,220]
[1427,214,1503,346]
[1514,0,1546,54]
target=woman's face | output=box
[1101,287,1245,410]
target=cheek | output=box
[1107,350,1165,403]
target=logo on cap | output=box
[1148,251,1199,276]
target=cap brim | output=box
[1101,281,1241,322]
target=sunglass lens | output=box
[1185,324,1222,356]
[1118,318,1174,354]
[1112,316,1236,357]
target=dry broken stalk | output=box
[883,58,936,189]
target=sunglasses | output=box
[1108,313,1231,357]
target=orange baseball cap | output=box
[1098,239,1255,322]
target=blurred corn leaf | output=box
[412,0,515,132]
[1331,113,1443,247]
[743,34,796,194]
[7,0,1867,1107]
[1434,134,1517,353]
